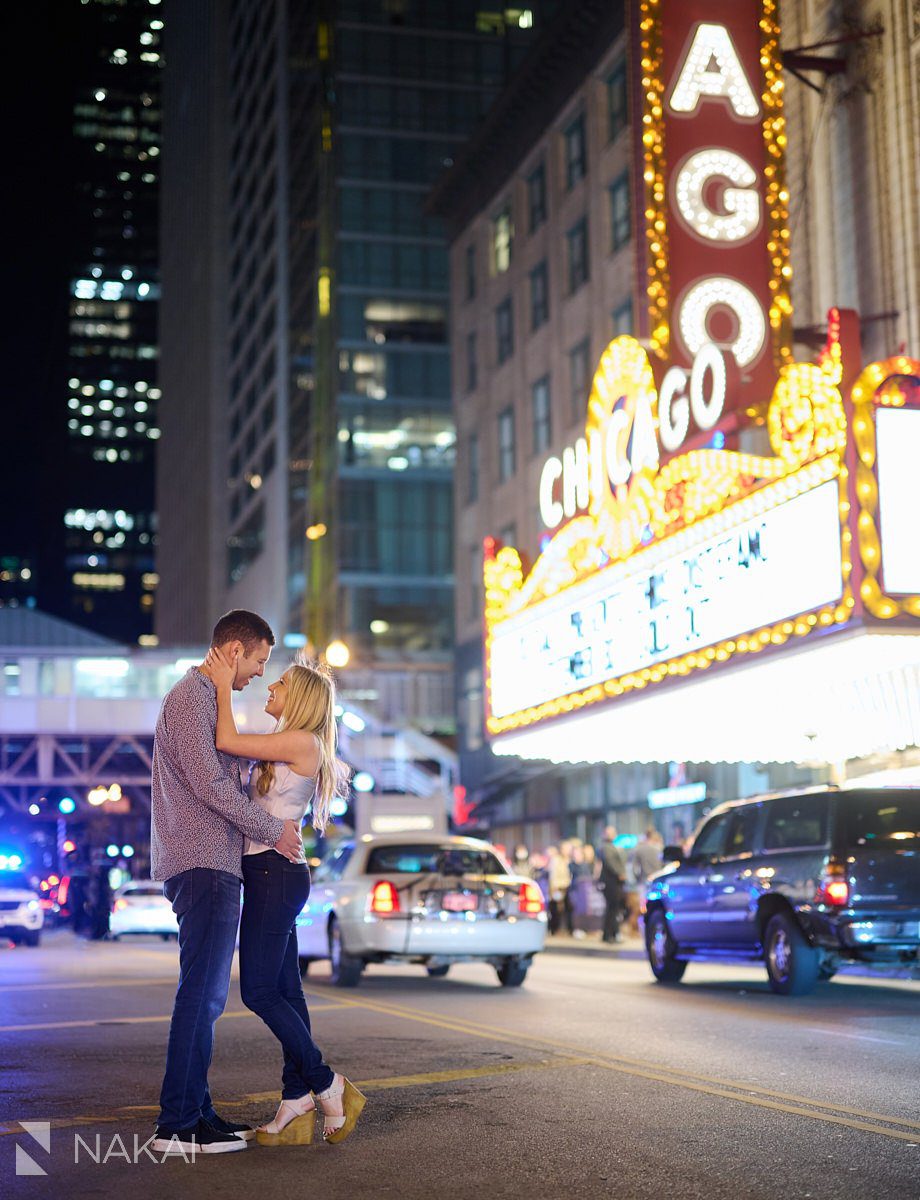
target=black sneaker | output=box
[151,1118,247,1155]
[206,1113,255,1142]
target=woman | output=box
[205,646,365,1147]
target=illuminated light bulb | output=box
[679,276,766,367]
[668,23,760,119]
[674,149,760,242]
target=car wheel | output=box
[23,931,41,948]
[764,912,820,996]
[426,965,450,978]
[496,958,528,987]
[328,918,363,988]
[645,909,687,984]
[161,933,171,942]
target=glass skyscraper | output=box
[159,0,553,728]
[63,0,163,644]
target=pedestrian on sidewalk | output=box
[632,827,663,894]
[512,843,532,878]
[546,845,573,936]
[569,844,593,938]
[598,826,628,944]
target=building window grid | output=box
[468,432,479,502]
[529,260,549,331]
[609,172,631,252]
[465,242,476,300]
[569,339,591,420]
[566,216,590,294]
[466,330,477,391]
[498,406,516,482]
[606,61,628,141]
[527,161,547,232]
[564,113,587,190]
[612,300,633,336]
[531,376,552,454]
[495,296,514,365]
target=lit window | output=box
[498,407,516,481]
[492,205,513,275]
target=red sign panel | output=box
[634,0,791,431]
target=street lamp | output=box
[325,639,350,669]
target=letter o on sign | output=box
[677,276,766,367]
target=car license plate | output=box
[442,892,478,913]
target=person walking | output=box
[150,610,305,1156]
[207,645,365,1147]
[598,826,628,944]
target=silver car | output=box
[294,834,547,987]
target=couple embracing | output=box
[149,609,366,1154]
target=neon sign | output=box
[482,1,920,744]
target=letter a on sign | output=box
[668,23,759,118]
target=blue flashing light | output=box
[0,853,24,871]
[58,797,76,814]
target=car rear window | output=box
[840,791,920,845]
[763,795,829,850]
[365,845,507,875]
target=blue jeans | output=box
[157,868,241,1131]
[239,851,334,1097]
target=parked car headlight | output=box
[26,900,40,910]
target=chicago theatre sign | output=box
[483,0,920,767]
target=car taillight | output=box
[815,862,849,907]
[368,880,400,915]
[57,877,69,906]
[113,898,128,911]
[518,881,544,915]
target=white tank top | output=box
[244,761,315,857]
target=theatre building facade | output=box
[431,0,920,849]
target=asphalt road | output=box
[0,931,918,1200]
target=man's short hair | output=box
[211,609,275,652]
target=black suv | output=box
[643,787,920,995]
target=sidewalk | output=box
[541,928,920,981]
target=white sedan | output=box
[0,872,44,946]
[295,834,547,987]
[110,881,179,941]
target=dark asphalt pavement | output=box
[0,930,917,1200]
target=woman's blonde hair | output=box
[254,658,350,832]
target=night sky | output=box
[3,3,84,592]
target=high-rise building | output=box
[158,0,555,728]
[62,0,164,644]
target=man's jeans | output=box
[240,851,334,1097]
[157,868,241,1131]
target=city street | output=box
[1,933,917,1199]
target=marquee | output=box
[482,0,920,765]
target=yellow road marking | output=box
[0,977,182,994]
[0,1005,341,1034]
[313,990,920,1144]
[0,1057,591,1137]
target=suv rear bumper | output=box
[803,910,920,956]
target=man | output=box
[150,610,304,1155]
[598,825,628,944]
[632,826,663,889]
